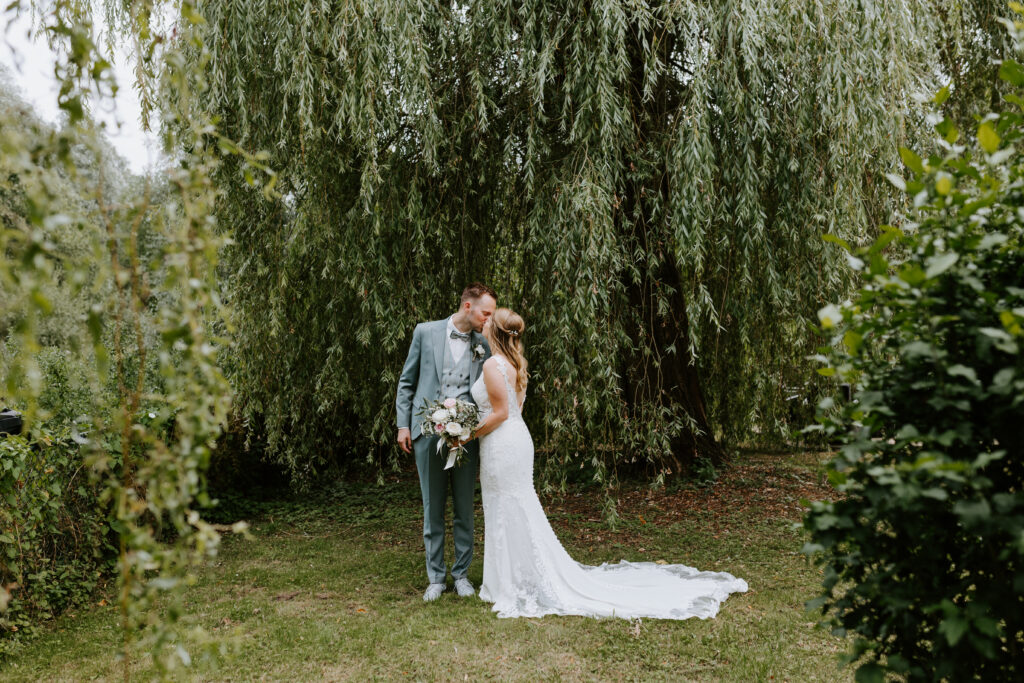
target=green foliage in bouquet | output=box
[803,12,1024,680]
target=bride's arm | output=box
[470,359,509,440]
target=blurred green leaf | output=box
[978,122,1000,154]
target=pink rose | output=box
[443,398,457,408]
[435,423,444,432]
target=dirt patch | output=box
[540,453,838,546]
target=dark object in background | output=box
[0,408,24,436]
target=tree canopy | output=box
[198,0,1000,486]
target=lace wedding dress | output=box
[472,355,748,620]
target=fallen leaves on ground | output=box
[541,453,838,547]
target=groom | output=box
[396,283,496,601]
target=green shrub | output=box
[803,33,1024,682]
[0,429,112,656]
[35,347,97,428]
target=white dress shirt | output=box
[446,316,471,364]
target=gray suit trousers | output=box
[414,432,478,584]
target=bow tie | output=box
[450,329,471,342]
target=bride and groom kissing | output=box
[395,283,747,619]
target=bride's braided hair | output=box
[489,308,528,394]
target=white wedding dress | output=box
[472,355,748,619]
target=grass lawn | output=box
[1,450,851,681]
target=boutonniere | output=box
[472,344,486,361]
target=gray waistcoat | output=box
[441,343,473,400]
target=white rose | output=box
[448,408,458,420]
[445,422,462,436]
[431,409,449,423]
[459,427,471,440]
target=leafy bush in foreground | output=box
[804,19,1024,681]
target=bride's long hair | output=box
[488,308,528,394]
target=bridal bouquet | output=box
[418,397,480,470]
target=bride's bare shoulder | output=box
[481,356,502,376]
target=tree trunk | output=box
[623,267,724,471]
[619,24,724,472]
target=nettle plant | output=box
[804,17,1024,683]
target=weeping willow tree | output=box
[937,0,1017,127]
[201,0,1000,486]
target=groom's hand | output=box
[397,428,412,454]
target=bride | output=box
[465,307,748,619]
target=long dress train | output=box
[474,356,748,619]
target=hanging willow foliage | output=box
[200,0,1004,486]
[935,0,1016,128]
[2,0,272,673]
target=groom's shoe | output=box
[454,577,475,598]
[423,583,446,602]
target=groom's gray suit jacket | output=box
[396,319,490,439]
